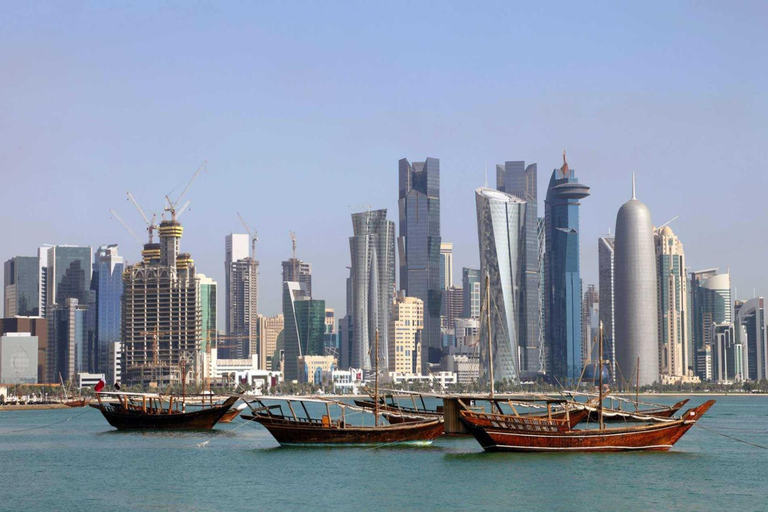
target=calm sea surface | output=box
[1,395,766,512]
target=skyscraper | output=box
[734,297,767,381]
[282,260,312,297]
[41,245,93,381]
[389,294,423,374]
[689,268,720,356]
[225,233,258,359]
[4,256,40,317]
[581,284,599,363]
[497,160,541,377]
[93,245,124,374]
[348,209,396,372]
[282,281,325,381]
[196,274,217,354]
[398,157,441,369]
[257,313,284,371]
[462,268,481,320]
[544,153,590,382]
[440,242,454,290]
[693,273,732,381]
[475,187,526,383]
[122,219,200,387]
[655,225,690,383]
[598,235,617,379]
[615,176,659,387]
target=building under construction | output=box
[121,219,201,387]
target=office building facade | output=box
[598,236,617,379]
[389,294,423,374]
[475,187,526,383]
[734,298,767,381]
[282,281,325,381]
[398,157,442,368]
[462,268,481,320]
[544,154,590,382]
[4,256,40,317]
[225,233,258,359]
[349,209,396,372]
[93,245,124,374]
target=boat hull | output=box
[584,399,689,423]
[242,414,445,446]
[462,400,715,453]
[92,396,237,430]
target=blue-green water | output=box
[1,396,766,512]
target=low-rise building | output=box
[0,332,39,384]
[298,355,336,385]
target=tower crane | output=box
[289,230,298,278]
[165,161,206,221]
[109,209,143,246]
[237,212,258,259]
[126,192,158,243]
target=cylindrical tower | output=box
[159,220,183,268]
[614,177,659,387]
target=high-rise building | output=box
[691,272,731,380]
[440,243,454,290]
[4,256,40,317]
[497,160,541,378]
[282,281,325,381]
[475,187,526,383]
[689,268,720,355]
[349,209,396,373]
[282,260,312,297]
[43,245,93,309]
[443,286,464,333]
[324,308,338,352]
[398,157,441,368]
[49,297,87,383]
[734,298,767,381]
[0,317,47,383]
[598,235,617,379]
[225,233,257,358]
[225,233,258,359]
[40,245,93,381]
[196,274,217,354]
[544,153,590,382]
[654,226,690,383]
[122,219,201,387]
[581,284,599,364]
[339,267,354,370]
[462,268,481,320]
[257,313,284,371]
[388,294,423,374]
[615,176,659,387]
[93,245,124,374]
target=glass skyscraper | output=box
[475,187,526,383]
[93,245,124,373]
[349,209,395,372]
[497,160,542,377]
[46,246,92,307]
[398,157,441,370]
[462,268,480,320]
[282,281,325,381]
[544,154,589,382]
[4,256,40,317]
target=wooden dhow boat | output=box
[461,323,715,452]
[91,392,239,430]
[241,330,444,446]
[219,403,248,423]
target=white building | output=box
[0,333,38,384]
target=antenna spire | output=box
[631,172,636,200]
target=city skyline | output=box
[2,3,767,323]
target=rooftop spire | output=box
[560,150,570,177]
[631,172,636,200]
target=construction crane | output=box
[288,230,298,279]
[165,161,206,221]
[237,212,258,259]
[126,192,158,243]
[109,209,143,246]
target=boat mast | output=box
[598,321,604,430]
[635,355,640,411]
[374,328,380,427]
[485,273,495,397]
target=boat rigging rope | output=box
[695,423,768,450]
[8,407,93,433]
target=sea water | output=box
[0,396,766,511]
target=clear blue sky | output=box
[2,1,767,319]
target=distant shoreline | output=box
[0,403,71,411]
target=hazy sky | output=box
[2,2,767,320]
